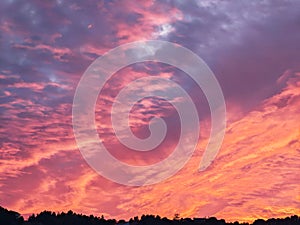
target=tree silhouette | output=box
[0,206,24,225]
[0,206,299,225]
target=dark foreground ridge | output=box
[1,206,299,225]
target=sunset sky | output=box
[0,0,300,223]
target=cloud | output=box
[0,0,299,223]
[165,0,300,113]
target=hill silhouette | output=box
[0,206,299,225]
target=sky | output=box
[0,0,300,222]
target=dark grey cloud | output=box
[163,0,300,111]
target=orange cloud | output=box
[1,0,299,221]
[2,71,298,222]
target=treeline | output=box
[0,206,299,225]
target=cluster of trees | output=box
[0,206,299,225]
